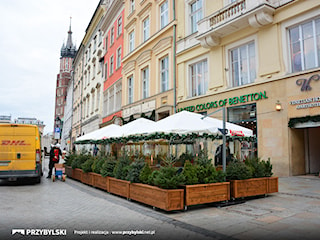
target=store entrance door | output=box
[305,127,320,174]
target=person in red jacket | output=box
[47,143,62,178]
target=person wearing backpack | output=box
[47,143,62,179]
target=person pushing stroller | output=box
[47,143,62,178]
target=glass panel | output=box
[203,60,208,95]
[231,49,239,87]
[248,42,256,83]
[191,65,196,97]
[240,45,248,85]
[302,22,316,69]
[316,19,320,65]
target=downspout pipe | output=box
[173,0,177,113]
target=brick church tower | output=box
[54,19,76,140]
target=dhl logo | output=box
[1,140,30,146]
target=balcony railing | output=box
[209,0,247,29]
[196,0,289,48]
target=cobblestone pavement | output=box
[1,157,320,240]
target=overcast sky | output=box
[0,0,99,134]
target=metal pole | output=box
[222,107,226,172]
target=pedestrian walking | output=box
[47,143,62,178]
[214,140,233,166]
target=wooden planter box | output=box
[229,177,269,198]
[184,182,230,206]
[73,168,83,182]
[129,183,184,211]
[92,173,108,191]
[65,166,73,179]
[108,177,130,199]
[267,177,279,193]
[81,172,94,186]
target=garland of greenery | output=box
[288,115,320,128]
[74,131,256,145]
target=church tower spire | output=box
[60,17,76,58]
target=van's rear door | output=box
[0,124,36,172]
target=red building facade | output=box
[101,4,124,126]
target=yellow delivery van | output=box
[0,124,42,183]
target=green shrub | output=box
[139,163,153,184]
[147,169,160,186]
[92,156,106,174]
[71,153,90,169]
[151,166,185,189]
[226,160,253,180]
[64,153,76,167]
[126,156,146,183]
[100,155,117,177]
[181,161,198,185]
[197,164,218,184]
[81,156,94,173]
[113,152,131,180]
[263,158,273,177]
[195,150,212,167]
[150,156,185,189]
[244,157,273,178]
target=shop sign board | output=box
[122,100,156,118]
[289,96,320,109]
[177,91,268,112]
[296,74,319,91]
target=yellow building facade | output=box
[122,0,177,122]
[176,0,320,177]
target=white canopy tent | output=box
[75,124,121,142]
[121,118,158,137]
[153,111,253,137]
[75,111,253,143]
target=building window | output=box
[110,56,114,76]
[105,62,108,79]
[108,87,114,115]
[130,0,135,13]
[129,30,135,52]
[289,17,320,73]
[142,67,149,99]
[189,59,208,97]
[230,41,256,87]
[190,0,203,34]
[99,30,102,44]
[116,47,122,69]
[117,16,122,37]
[105,36,108,50]
[91,91,95,113]
[160,1,169,29]
[110,27,114,45]
[93,37,97,52]
[128,75,134,104]
[96,87,100,111]
[115,82,122,111]
[88,46,91,60]
[87,96,90,117]
[160,56,169,92]
[143,17,150,42]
